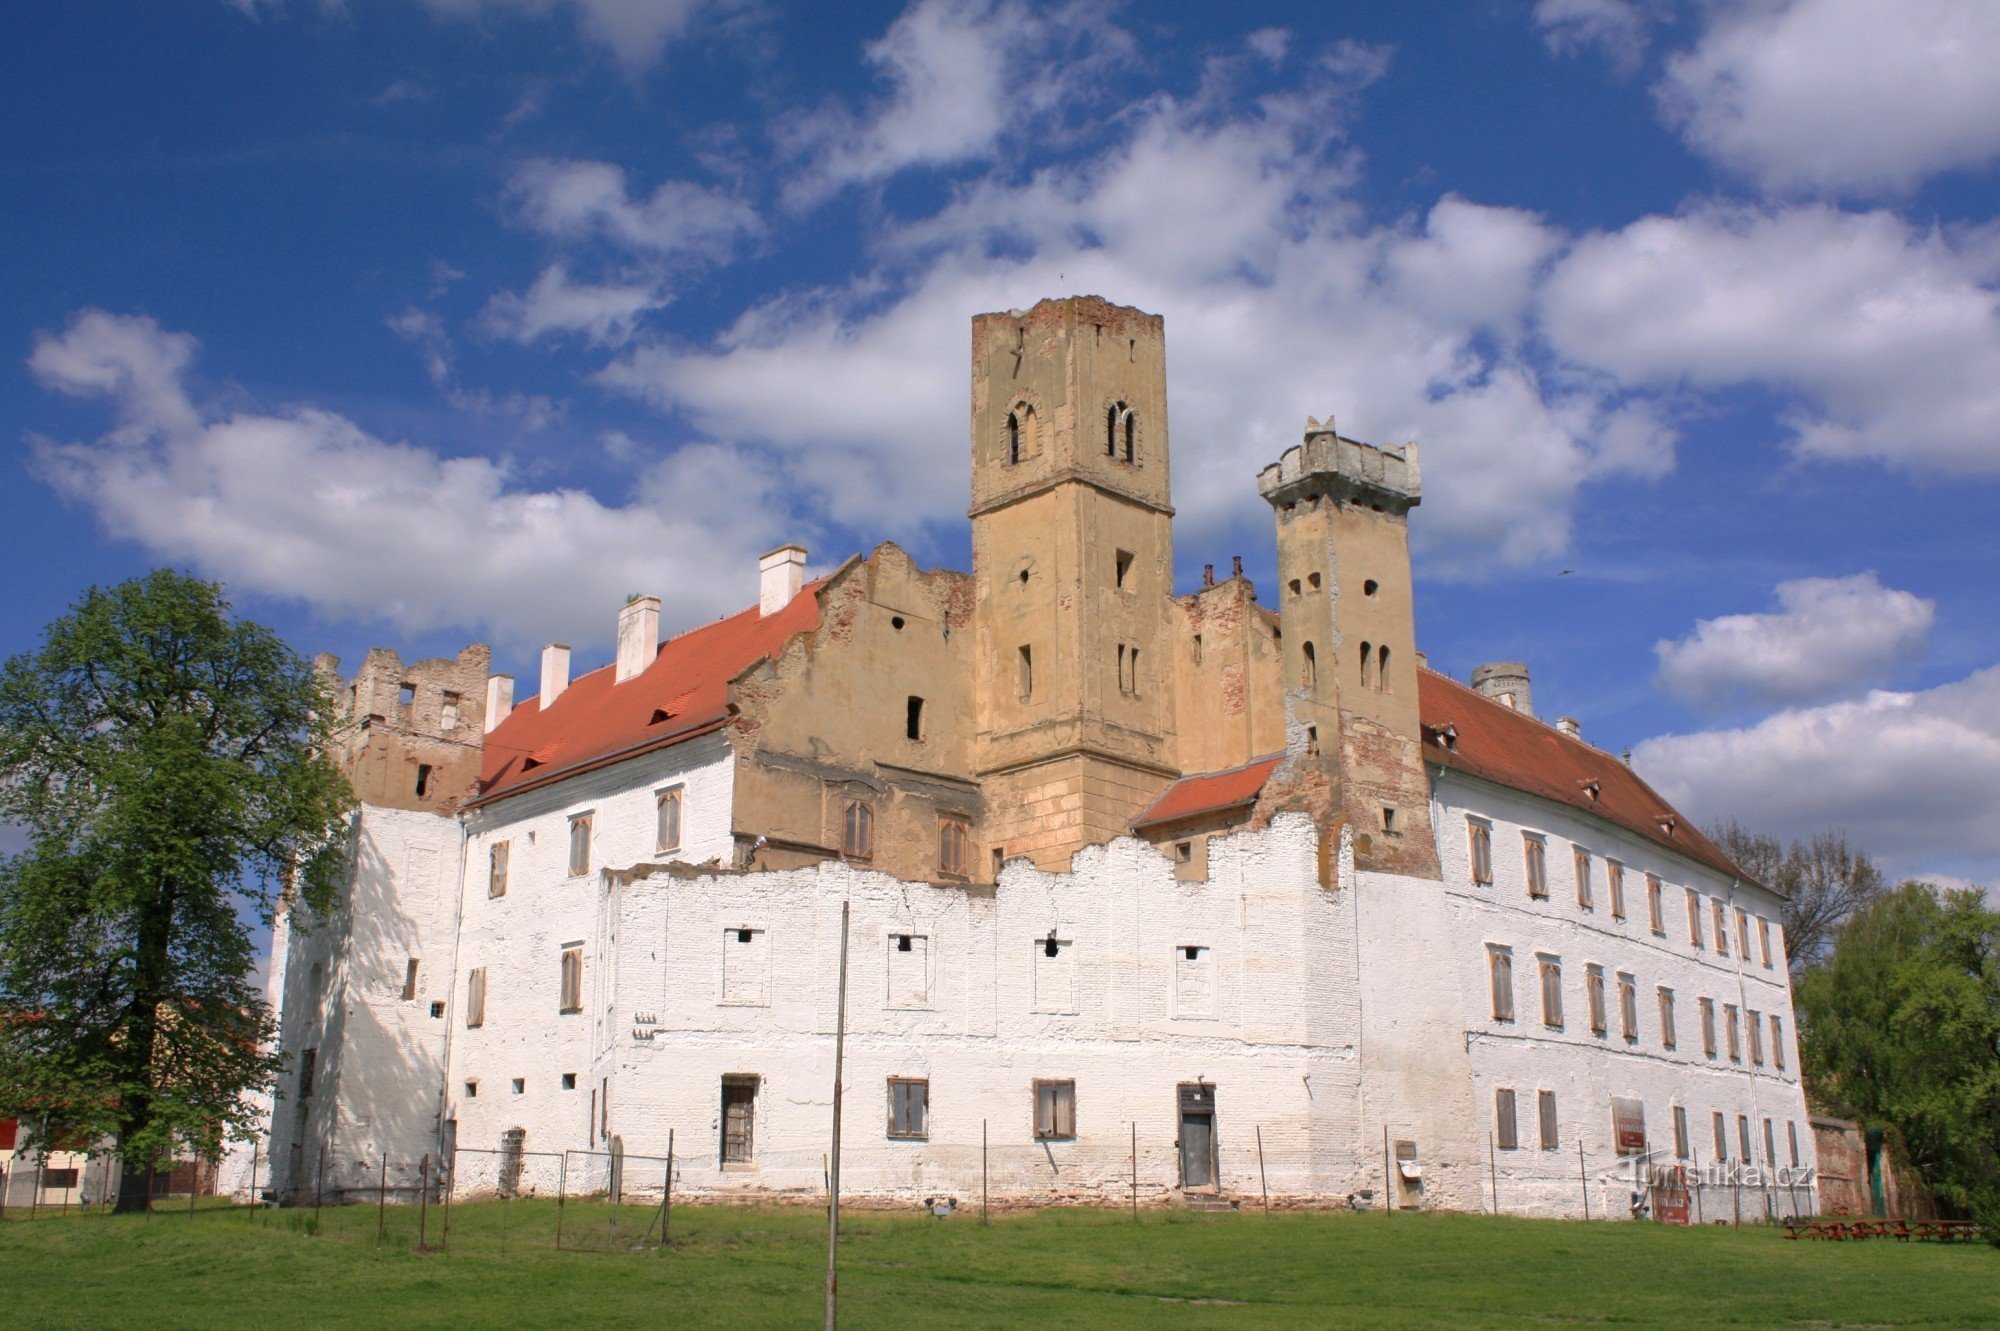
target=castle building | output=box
[265,297,1812,1216]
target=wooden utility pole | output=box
[1256,1126,1270,1216]
[824,900,851,1331]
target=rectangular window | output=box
[656,786,683,853]
[1738,1115,1753,1162]
[1658,987,1677,1050]
[559,945,583,1015]
[489,841,510,898]
[1618,973,1638,1042]
[842,800,874,859]
[1763,1117,1777,1165]
[887,933,930,1008]
[938,817,970,877]
[1647,875,1664,934]
[1787,1121,1800,1168]
[1495,1088,1519,1151]
[1736,908,1750,959]
[1033,1079,1076,1140]
[1114,548,1134,589]
[298,1047,316,1098]
[1488,946,1514,1022]
[1469,820,1493,885]
[466,967,486,1029]
[1538,1090,1559,1150]
[401,957,420,1001]
[1587,965,1608,1035]
[887,1078,929,1140]
[1539,956,1564,1030]
[1688,890,1704,948]
[721,927,769,1006]
[1607,861,1626,921]
[1017,645,1033,700]
[1574,847,1593,910]
[905,695,925,741]
[568,814,592,877]
[1700,997,1716,1057]
[721,1076,757,1163]
[1748,1009,1764,1065]
[1673,1105,1689,1160]
[1714,900,1730,956]
[1713,1111,1728,1161]
[42,1168,80,1191]
[1724,1004,1741,1062]
[1524,835,1547,899]
[1772,1015,1786,1071]
[1758,917,1773,968]
[440,690,461,730]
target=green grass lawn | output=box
[2,1200,1995,1329]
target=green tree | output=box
[1795,882,2000,1237]
[0,571,352,1210]
[1711,822,1884,971]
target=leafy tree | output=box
[0,571,352,1210]
[1710,822,1884,971]
[1794,882,2000,1238]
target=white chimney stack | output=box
[1556,716,1582,740]
[759,545,808,617]
[540,644,571,706]
[616,595,661,683]
[485,674,514,731]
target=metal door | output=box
[1178,1083,1217,1189]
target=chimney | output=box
[616,595,660,683]
[485,674,514,731]
[1470,661,1533,716]
[540,644,571,707]
[1556,716,1581,739]
[759,545,808,617]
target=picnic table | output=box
[1783,1217,1984,1242]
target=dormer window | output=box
[649,707,676,725]
[1579,779,1601,802]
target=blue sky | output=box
[3,0,1998,888]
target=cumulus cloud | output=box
[1654,573,1935,711]
[502,158,761,260]
[479,264,668,346]
[1656,0,2000,196]
[1635,666,2000,877]
[1534,0,1659,73]
[28,310,787,649]
[1540,203,2000,473]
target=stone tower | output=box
[317,644,491,812]
[969,296,1179,873]
[1257,422,1438,877]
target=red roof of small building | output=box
[1133,755,1284,830]
[471,581,826,807]
[1418,668,1750,884]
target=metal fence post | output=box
[556,1151,569,1251]
[377,1155,388,1242]
[419,1154,429,1249]
[441,1148,454,1252]
[314,1145,325,1233]
[1578,1141,1590,1221]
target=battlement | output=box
[1257,417,1421,513]
[318,644,490,813]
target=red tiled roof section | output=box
[1418,668,1751,885]
[1133,755,1283,831]
[472,581,827,807]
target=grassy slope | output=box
[2,1202,1995,1329]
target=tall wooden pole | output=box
[662,1128,674,1250]
[981,1120,988,1224]
[1130,1122,1138,1221]
[1256,1126,1270,1216]
[824,900,851,1331]
[1577,1140,1589,1221]
[1488,1131,1498,1215]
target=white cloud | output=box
[479,264,668,346]
[502,158,761,260]
[1534,0,1658,73]
[1657,0,2000,196]
[28,310,787,649]
[1635,665,2000,877]
[1540,203,2000,473]
[1654,572,1935,710]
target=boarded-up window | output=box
[1488,946,1514,1022]
[1736,908,1750,958]
[721,927,769,1006]
[1174,945,1213,1018]
[1738,1115,1753,1162]
[298,1047,316,1098]
[1574,848,1593,910]
[1469,821,1493,885]
[1618,973,1637,1041]
[1713,900,1730,955]
[1724,1003,1741,1061]
[568,814,592,877]
[1713,1112,1728,1161]
[938,817,969,876]
[466,968,486,1029]
[1658,987,1677,1050]
[559,945,583,1014]
[656,786,683,853]
[1758,917,1773,968]
[1687,890,1704,948]
[1700,997,1716,1057]
[489,841,509,898]
[1673,1105,1689,1159]
[887,933,929,1008]
[1538,1090,1559,1150]
[440,691,461,730]
[1787,1121,1800,1168]
[1607,861,1626,920]
[1772,1015,1786,1071]
[1524,836,1547,899]
[1747,1008,1764,1065]
[1540,956,1563,1029]
[842,800,873,859]
[1763,1118,1777,1165]
[1586,965,1607,1035]
[401,957,420,1001]
[1495,1088,1518,1150]
[721,1077,757,1163]
[888,1078,928,1140]
[1033,1079,1075,1140]
[1032,936,1075,1013]
[1647,875,1664,933]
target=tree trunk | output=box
[112,882,174,1215]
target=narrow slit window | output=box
[1468,820,1493,885]
[1540,957,1563,1029]
[1007,410,1022,464]
[1574,848,1593,911]
[938,817,969,876]
[1377,645,1390,692]
[1647,875,1664,934]
[401,957,420,1001]
[1607,861,1626,920]
[906,695,925,742]
[1115,549,1134,589]
[1538,1091,1559,1150]
[1359,641,1374,689]
[1301,641,1317,691]
[1495,1088,1518,1151]
[415,763,433,798]
[1122,410,1135,462]
[1524,835,1548,899]
[1017,645,1033,701]
[559,945,583,1015]
[568,814,592,877]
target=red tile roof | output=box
[471,581,827,807]
[1418,668,1751,885]
[1133,755,1283,830]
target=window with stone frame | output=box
[888,1078,929,1140]
[1468,820,1493,885]
[1607,860,1626,920]
[1618,972,1638,1042]
[1524,835,1548,899]
[1758,917,1773,968]
[1673,1105,1690,1159]
[1658,986,1677,1050]
[1647,875,1664,934]
[842,800,874,860]
[1586,964,1608,1035]
[1495,1088,1519,1151]
[1538,1090,1559,1150]
[1700,996,1716,1057]
[559,945,583,1015]
[1574,847,1593,910]
[656,786,684,853]
[1736,907,1751,958]
[1772,1014,1786,1071]
[489,840,510,898]
[1748,1008,1764,1065]
[1714,899,1730,955]
[568,813,592,877]
[1488,946,1514,1022]
[1724,1003,1741,1062]
[1539,955,1564,1030]
[938,816,970,876]
[1033,1079,1076,1140]
[1687,890,1705,948]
